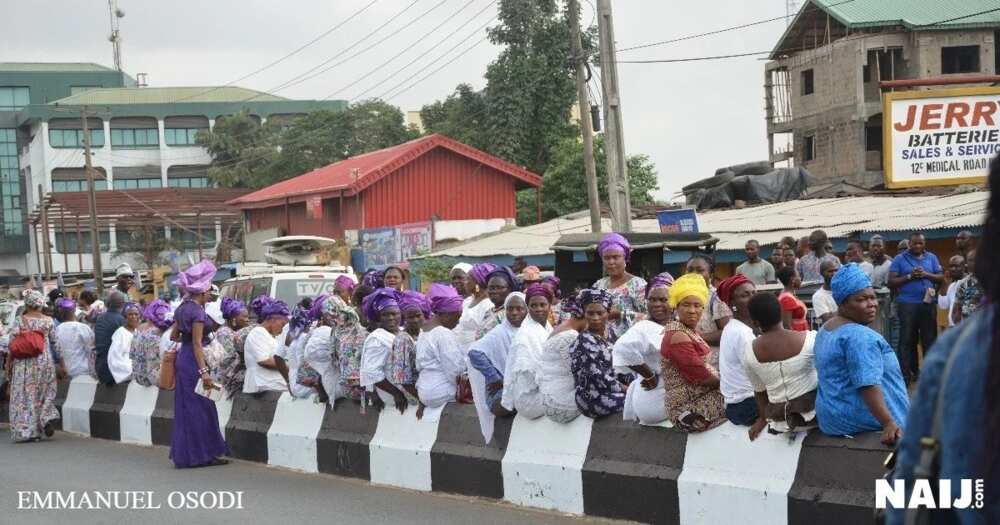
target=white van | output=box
[219,263,356,307]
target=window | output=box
[0,128,22,236]
[801,69,814,95]
[167,177,209,188]
[113,178,162,190]
[942,45,980,74]
[54,231,110,253]
[52,179,108,192]
[803,135,816,162]
[863,49,904,83]
[174,227,216,249]
[0,87,29,111]
[164,128,205,146]
[49,128,105,148]
[866,125,883,152]
[111,128,159,147]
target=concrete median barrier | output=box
[315,398,379,480]
[501,414,593,514]
[224,390,280,463]
[266,392,326,473]
[430,403,512,499]
[89,381,129,441]
[61,375,98,436]
[119,382,159,445]
[150,388,174,446]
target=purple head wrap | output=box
[428,283,464,314]
[220,297,247,320]
[645,272,675,299]
[598,232,631,261]
[578,288,614,310]
[485,266,522,292]
[143,299,174,330]
[250,295,290,321]
[173,260,217,294]
[468,263,498,287]
[560,295,584,319]
[335,275,356,295]
[307,295,329,322]
[541,275,561,299]
[831,263,872,305]
[362,270,385,290]
[56,298,77,311]
[123,302,142,316]
[361,288,402,323]
[399,290,431,318]
[525,283,554,304]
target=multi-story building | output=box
[765,0,1000,187]
[0,62,345,277]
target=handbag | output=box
[9,320,45,360]
[159,346,177,391]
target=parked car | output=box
[219,263,356,312]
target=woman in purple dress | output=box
[169,260,230,468]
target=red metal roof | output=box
[228,134,542,209]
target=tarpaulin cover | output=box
[683,163,815,211]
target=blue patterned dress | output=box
[569,332,626,418]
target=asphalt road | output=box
[0,430,619,525]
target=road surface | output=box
[0,430,619,525]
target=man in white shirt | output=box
[937,254,965,328]
[243,315,290,394]
[868,235,893,289]
[811,259,841,324]
[846,241,874,279]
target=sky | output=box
[7,0,792,201]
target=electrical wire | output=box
[617,51,771,64]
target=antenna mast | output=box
[108,0,125,72]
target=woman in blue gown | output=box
[169,260,230,468]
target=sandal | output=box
[44,423,54,438]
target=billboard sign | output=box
[359,227,399,269]
[657,208,700,233]
[884,87,1000,188]
[398,222,433,261]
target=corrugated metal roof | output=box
[230,134,542,208]
[422,192,988,258]
[49,86,287,105]
[0,62,115,72]
[816,0,1000,30]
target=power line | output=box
[617,51,771,64]
[383,35,491,101]
[163,0,383,104]
[335,0,492,101]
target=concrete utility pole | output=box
[81,106,105,295]
[568,0,602,234]
[597,0,632,232]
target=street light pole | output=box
[568,0,602,234]
[81,106,104,295]
[597,0,632,232]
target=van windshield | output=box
[273,279,340,305]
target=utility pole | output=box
[568,0,602,234]
[81,106,104,295]
[597,0,632,232]
[37,185,52,279]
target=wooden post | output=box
[568,0,602,234]
[33,222,43,279]
[37,184,52,278]
[81,106,104,294]
[76,215,84,272]
[196,212,203,260]
[60,208,68,273]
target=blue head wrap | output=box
[831,263,873,305]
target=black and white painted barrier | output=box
[4,379,891,524]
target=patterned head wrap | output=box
[469,263,498,287]
[645,272,675,299]
[288,300,317,339]
[361,270,385,290]
[250,295,290,321]
[486,266,521,292]
[56,298,77,311]
[22,289,45,309]
[220,297,247,320]
[123,302,142,316]
[451,262,473,275]
[598,232,631,260]
[717,274,753,307]
[143,299,174,330]
[522,266,541,282]
[173,260,217,294]
[307,295,329,322]
[668,273,710,309]
[399,290,431,318]
[428,283,464,314]
[559,295,584,319]
[524,283,554,304]
[578,288,614,310]
[832,263,872,305]
[334,275,356,295]
[327,295,360,329]
[361,288,402,323]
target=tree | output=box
[113,223,182,272]
[200,100,418,189]
[518,135,659,224]
[420,84,488,149]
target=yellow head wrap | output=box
[669,273,710,309]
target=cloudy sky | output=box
[8,0,791,200]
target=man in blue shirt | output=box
[93,291,127,385]
[888,232,943,384]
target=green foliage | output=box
[411,257,455,286]
[533,135,660,222]
[200,100,418,189]
[420,84,488,149]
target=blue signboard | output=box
[657,208,700,234]
[359,227,399,269]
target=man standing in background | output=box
[868,235,893,288]
[937,255,966,329]
[888,232,944,385]
[845,241,874,278]
[736,239,775,285]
